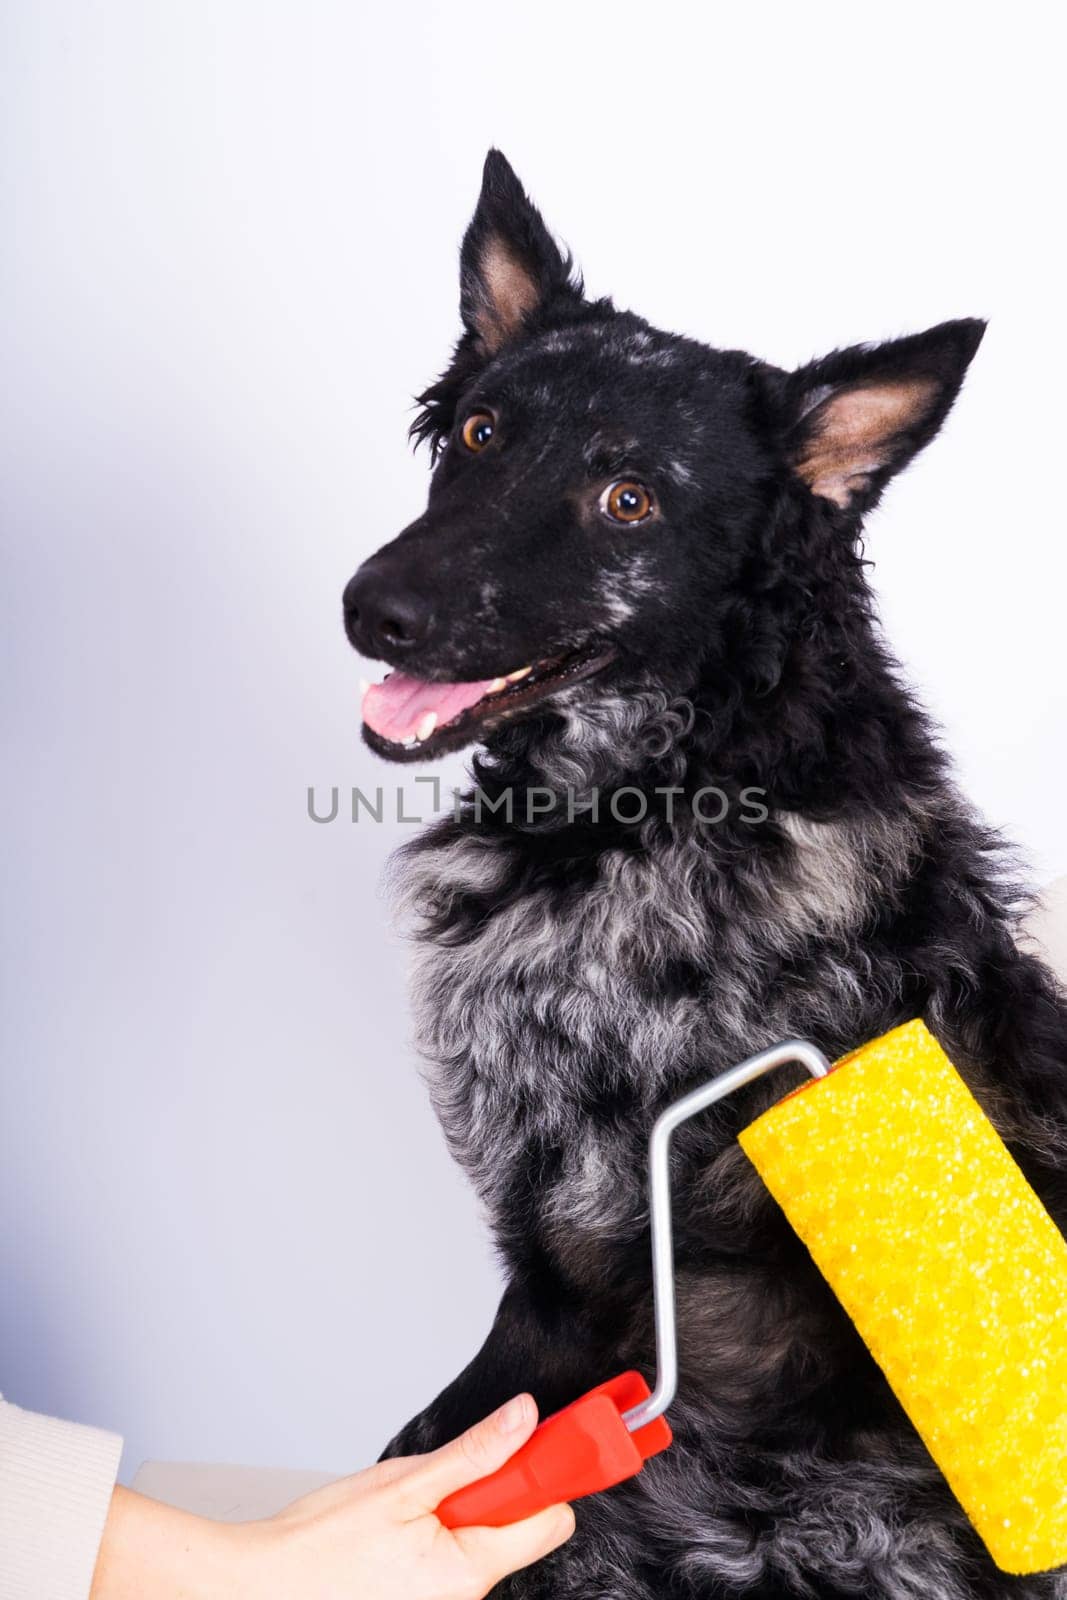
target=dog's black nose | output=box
[343,565,432,656]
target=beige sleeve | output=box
[0,1397,122,1600]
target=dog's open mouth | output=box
[361,641,616,759]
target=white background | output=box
[2,2,1064,1480]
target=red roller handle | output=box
[436,1372,672,1530]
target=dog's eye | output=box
[461,412,496,452]
[600,481,653,524]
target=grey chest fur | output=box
[399,813,916,1222]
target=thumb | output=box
[398,1395,539,1513]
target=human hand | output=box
[91,1394,574,1600]
[242,1391,573,1598]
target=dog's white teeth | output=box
[359,677,370,699]
[487,677,508,694]
[506,666,532,682]
[400,735,417,748]
[415,711,438,742]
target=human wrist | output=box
[90,1485,252,1600]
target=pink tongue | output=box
[362,671,498,742]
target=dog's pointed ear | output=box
[459,150,578,355]
[777,318,986,514]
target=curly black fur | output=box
[345,152,1067,1597]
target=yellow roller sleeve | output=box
[738,1018,1067,1575]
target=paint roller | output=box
[436,1019,1067,1576]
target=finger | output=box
[456,1503,576,1588]
[396,1395,538,1512]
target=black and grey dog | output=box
[343,152,1067,1599]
